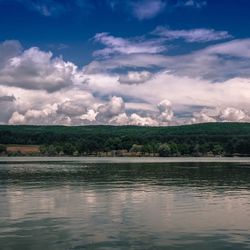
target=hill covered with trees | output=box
[1,123,250,156]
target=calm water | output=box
[1,158,250,249]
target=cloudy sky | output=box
[1,0,250,125]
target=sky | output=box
[1,0,250,126]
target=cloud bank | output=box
[1,27,250,126]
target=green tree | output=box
[169,143,180,156]
[47,145,57,156]
[178,143,190,155]
[39,145,47,155]
[200,143,210,155]
[192,144,201,156]
[158,143,171,157]
[212,144,224,155]
[63,143,75,155]
[130,144,143,153]
[0,144,6,154]
[142,144,153,155]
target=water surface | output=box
[1,159,250,249]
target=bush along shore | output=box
[1,123,250,157]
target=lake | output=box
[1,158,250,249]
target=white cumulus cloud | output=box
[157,99,174,123]
[0,47,80,92]
[219,107,249,122]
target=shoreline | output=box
[1,156,250,163]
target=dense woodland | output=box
[1,123,250,156]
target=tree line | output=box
[1,123,250,156]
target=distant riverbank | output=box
[2,123,250,157]
[0,145,249,158]
[2,156,250,164]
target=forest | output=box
[1,123,250,156]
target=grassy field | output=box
[6,145,40,154]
